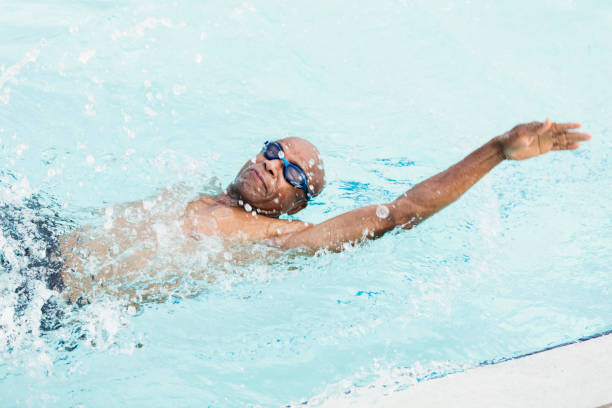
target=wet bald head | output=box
[230,137,325,216]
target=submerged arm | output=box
[274,119,590,252]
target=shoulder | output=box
[184,197,312,241]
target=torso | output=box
[59,195,310,304]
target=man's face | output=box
[230,137,324,216]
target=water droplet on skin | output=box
[251,157,256,163]
[251,211,256,216]
[376,205,390,219]
[238,200,243,206]
[278,150,284,158]
[244,203,252,212]
[223,251,233,261]
[309,159,315,167]
[273,198,279,204]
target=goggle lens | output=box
[284,164,307,188]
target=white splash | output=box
[111,18,179,40]
[172,84,187,96]
[144,107,157,116]
[0,48,41,90]
[78,49,96,64]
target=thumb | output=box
[537,117,552,135]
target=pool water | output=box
[1,0,611,406]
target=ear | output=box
[287,201,307,215]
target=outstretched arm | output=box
[274,119,590,252]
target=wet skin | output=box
[60,119,591,302]
[183,119,591,252]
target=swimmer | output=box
[182,118,590,250]
[58,118,590,304]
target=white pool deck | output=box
[319,334,612,408]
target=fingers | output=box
[552,142,580,151]
[566,132,591,142]
[551,122,581,132]
[551,131,591,150]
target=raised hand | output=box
[498,118,591,161]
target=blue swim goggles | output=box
[263,141,312,201]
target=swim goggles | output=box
[263,141,313,201]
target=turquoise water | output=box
[1,0,611,406]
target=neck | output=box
[212,190,241,207]
[212,187,281,218]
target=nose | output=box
[264,158,283,178]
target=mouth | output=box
[250,168,267,192]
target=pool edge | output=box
[317,333,612,408]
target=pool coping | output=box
[317,332,612,408]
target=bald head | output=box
[229,137,325,216]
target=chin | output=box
[232,182,263,207]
